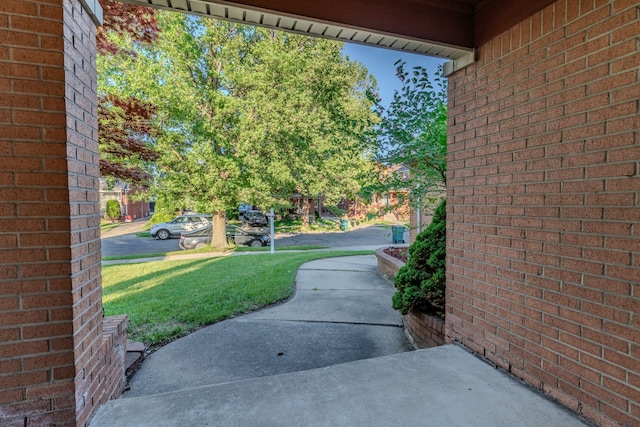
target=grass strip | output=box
[100,221,121,233]
[101,245,329,261]
[230,245,327,252]
[102,253,170,261]
[102,250,373,348]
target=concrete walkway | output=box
[90,256,589,427]
[120,255,411,397]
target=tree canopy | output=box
[97,0,159,185]
[373,61,447,210]
[99,12,379,246]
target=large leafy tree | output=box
[97,0,159,184]
[114,14,379,245]
[134,15,255,247]
[98,94,158,182]
[97,0,159,55]
[374,62,447,210]
[237,30,379,227]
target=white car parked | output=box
[150,214,212,240]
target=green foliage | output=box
[372,62,447,211]
[325,205,347,218]
[99,13,379,240]
[392,199,446,317]
[105,200,122,221]
[144,195,179,230]
[97,2,159,184]
[274,217,339,233]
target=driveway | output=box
[101,220,407,258]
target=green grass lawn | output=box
[101,245,329,261]
[102,250,372,348]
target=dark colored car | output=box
[179,225,270,250]
[242,210,267,227]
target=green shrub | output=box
[143,197,178,230]
[392,199,446,317]
[105,200,122,222]
[144,212,175,230]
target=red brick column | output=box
[446,1,640,426]
[0,0,114,425]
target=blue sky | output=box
[342,43,445,107]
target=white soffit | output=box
[119,0,475,74]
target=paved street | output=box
[101,219,407,257]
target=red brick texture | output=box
[0,0,124,425]
[0,0,77,424]
[62,0,111,425]
[404,311,445,349]
[446,1,640,426]
[375,247,406,282]
[100,315,128,402]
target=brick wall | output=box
[1,0,123,425]
[124,187,151,220]
[62,0,111,424]
[404,311,445,349]
[375,247,406,282]
[446,1,640,426]
[0,0,78,424]
[100,315,128,402]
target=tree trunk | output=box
[210,211,227,248]
[301,194,310,229]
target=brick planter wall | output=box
[100,316,128,402]
[404,311,446,349]
[375,248,445,349]
[375,247,406,282]
[446,1,640,425]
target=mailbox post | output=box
[267,208,275,254]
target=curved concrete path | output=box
[122,255,412,398]
[91,256,589,427]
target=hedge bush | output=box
[392,199,446,317]
[105,200,122,222]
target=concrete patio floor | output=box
[90,256,590,427]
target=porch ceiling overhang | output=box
[117,0,556,75]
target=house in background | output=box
[99,178,152,221]
[340,164,411,222]
[362,163,445,243]
[374,164,411,222]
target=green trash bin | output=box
[340,219,349,231]
[391,225,405,243]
